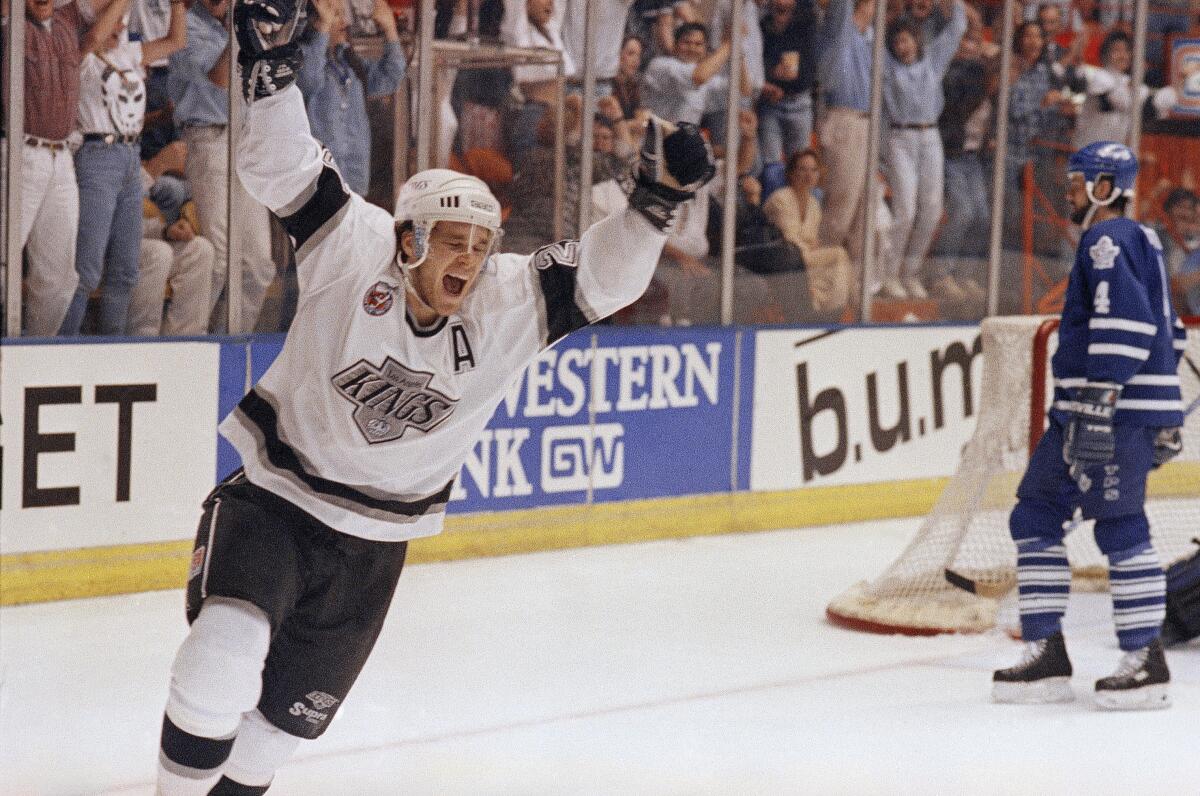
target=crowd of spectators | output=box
[5,0,1198,336]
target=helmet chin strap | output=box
[395,223,440,319]
[395,253,442,320]
[1080,202,1101,229]
[1077,178,1126,229]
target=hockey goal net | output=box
[826,314,1200,635]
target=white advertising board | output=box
[750,326,984,491]
[1,343,220,553]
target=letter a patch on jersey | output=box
[333,357,458,443]
[450,323,476,373]
[1089,235,1119,270]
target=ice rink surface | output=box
[2,517,1198,795]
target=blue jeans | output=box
[509,101,547,160]
[60,140,144,335]
[149,173,191,227]
[758,92,813,166]
[933,151,990,275]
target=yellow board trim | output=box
[5,462,1195,607]
[0,477,948,607]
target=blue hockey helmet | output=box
[1067,141,1138,207]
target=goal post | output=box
[826,314,1200,636]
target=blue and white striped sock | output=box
[1109,544,1166,651]
[1016,540,1071,641]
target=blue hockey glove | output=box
[234,0,305,101]
[1152,427,1183,468]
[626,116,717,231]
[1062,383,1120,487]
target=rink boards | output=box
[0,323,984,604]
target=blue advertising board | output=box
[214,325,751,511]
[449,324,743,512]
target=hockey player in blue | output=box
[991,141,1187,710]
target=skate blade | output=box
[991,678,1074,704]
[1094,685,1171,711]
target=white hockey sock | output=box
[1109,545,1166,651]
[1016,541,1070,638]
[223,710,303,787]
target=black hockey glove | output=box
[626,116,717,231]
[234,0,305,101]
[1062,382,1120,489]
[1152,426,1183,468]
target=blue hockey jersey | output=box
[1050,216,1187,428]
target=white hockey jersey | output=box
[221,87,668,543]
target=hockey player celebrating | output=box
[154,0,715,790]
[991,141,1188,710]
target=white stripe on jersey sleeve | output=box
[1088,317,1158,335]
[1087,343,1150,360]
[1116,399,1185,411]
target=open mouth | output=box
[442,274,466,297]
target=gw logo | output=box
[541,423,624,493]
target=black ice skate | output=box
[1094,638,1171,711]
[991,631,1074,704]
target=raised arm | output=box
[818,0,853,82]
[693,35,732,87]
[238,86,325,215]
[83,0,133,54]
[141,0,188,66]
[528,118,718,347]
[364,0,406,97]
[295,0,337,96]
[927,0,967,77]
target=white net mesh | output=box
[826,315,1200,635]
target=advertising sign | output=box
[449,325,743,512]
[0,342,220,553]
[750,326,984,491]
[1171,38,1200,116]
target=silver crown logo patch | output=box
[332,357,457,444]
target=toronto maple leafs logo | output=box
[332,357,457,444]
[1088,235,1120,270]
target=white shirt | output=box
[642,56,729,125]
[710,0,764,97]
[77,39,146,136]
[1070,65,1175,151]
[501,7,576,83]
[227,87,667,542]
[559,0,631,80]
[128,0,170,67]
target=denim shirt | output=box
[169,6,230,127]
[296,33,406,196]
[1007,61,1054,167]
[818,0,873,111]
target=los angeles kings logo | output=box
[333,357,457,443]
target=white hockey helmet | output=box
[394,168,503,270]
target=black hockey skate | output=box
[1094,638,1171,711]
[991,631,1074,704]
